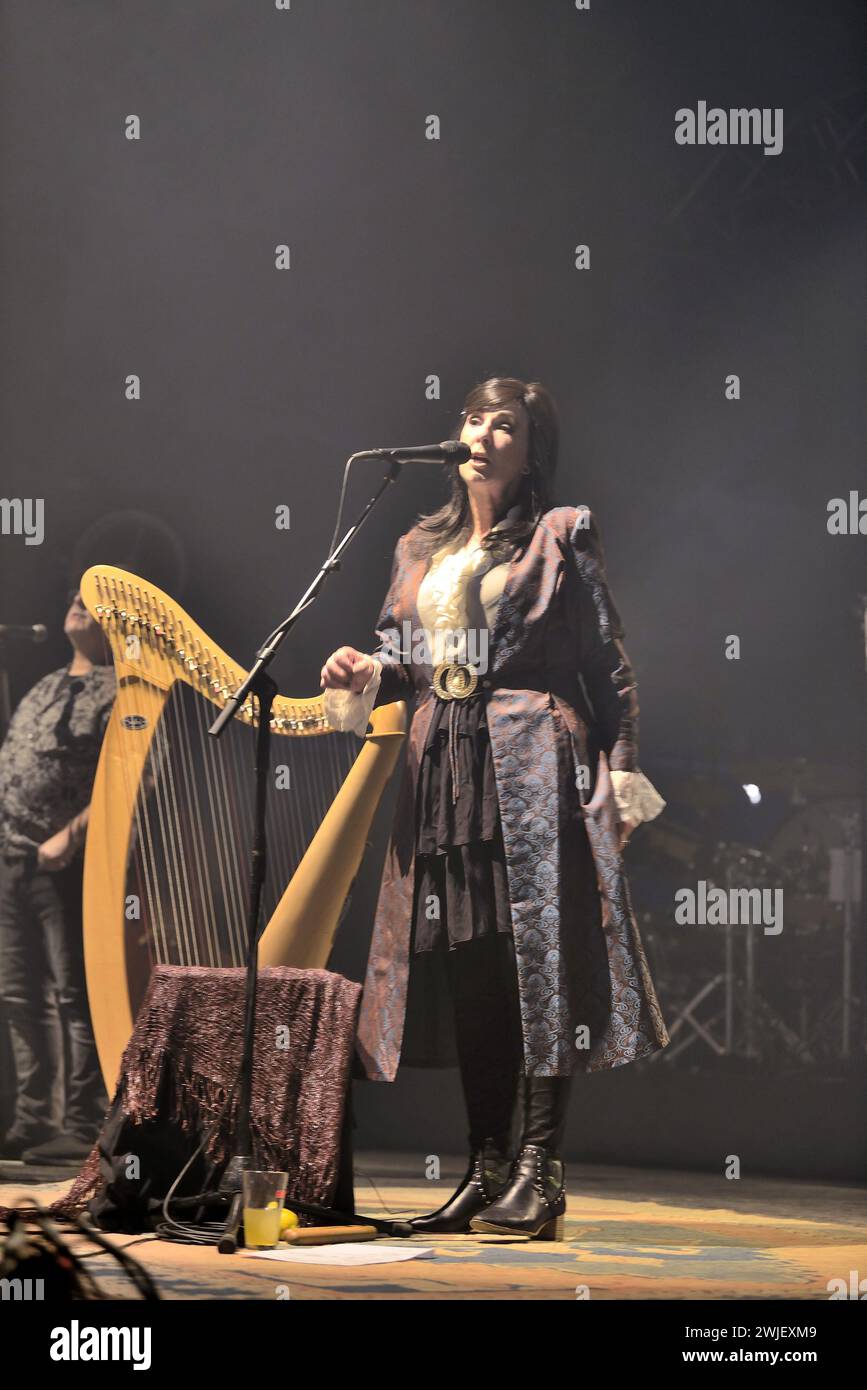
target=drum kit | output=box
[632,759,864,1069]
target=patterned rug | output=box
[2,1158,864,1300]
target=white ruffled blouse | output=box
[323,513,665,828]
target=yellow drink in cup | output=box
[241,1171,289,1250]
[243,1205,283,1249]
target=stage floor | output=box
[2,1154,865,1300]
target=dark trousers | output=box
[0,853,108,1144]
[445,933,573,1155]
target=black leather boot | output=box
[408,1139,513,1234]
[469,1143,566,1239]
[469,1073,572,1239]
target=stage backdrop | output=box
[1,0,864,1179]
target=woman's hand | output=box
[582,790,636,850]
[616,814,638,850]
[579,752,637,850]
[320,647,376,695]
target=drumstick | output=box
[280,1224,379,1245]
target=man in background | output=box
[0,587,115,1164]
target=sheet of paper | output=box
[242,1242,436,1266]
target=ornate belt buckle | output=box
[432,660,479,701]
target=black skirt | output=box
[411,690,513,954]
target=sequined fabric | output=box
[0,964,361,1223]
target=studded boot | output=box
[469,1074,572,1240]
[408,1138,514,1234]
[468,1143,566,1239]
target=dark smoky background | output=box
[1,0,864,1177]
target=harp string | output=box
[192,675,246,965]
[178,679,221,965]
[276,714,304,882]
[227,688,256,961]
[128,584,170,965]
[115,580,169,970]
[116,611,364,973]
[164,673,199,965]
[162,673,199,964]
[132,595,206,968]
[171,676,216,965]
[197,680,239,964]
[143,664,179,963]
[271,710,294,910]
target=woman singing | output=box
[321,377,669,1239]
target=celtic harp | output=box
[79,566,406,1092]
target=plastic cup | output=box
[241,1170,289,1249]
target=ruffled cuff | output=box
[322,658,382,737]
[609,770,665,826]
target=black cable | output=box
[154,1064,244,1245]
[5,1202,161,1299]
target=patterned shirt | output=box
[0,664,116,858]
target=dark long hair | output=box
[409,376,560,563]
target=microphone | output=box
[0,623,48,643]
[364,440,471,465]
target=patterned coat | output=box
[353,504,670,1080]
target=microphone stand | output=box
[202,452,410,1249]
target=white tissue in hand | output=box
[609,770,666,825]
[322,659,382,737]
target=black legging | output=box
[445,933,573,1154]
